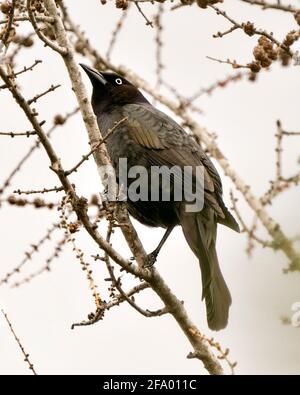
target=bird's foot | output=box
[130,251,158,267]
[143,251,158,268]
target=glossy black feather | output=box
[81,64,239,330]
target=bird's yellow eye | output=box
[115,78,123,85]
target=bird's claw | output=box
[143,252,158,268]
[130,252,158,267]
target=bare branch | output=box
[105,220,168,318]
[60,195,103,309]
[0,60,42,90]
[0,15,54,25]
[106,7,129,61]
[27,0,67,55]
[27,83,61,105]
[0,195,58,209]
[0,222,59,286]
[1,0,16,47]
[71,282,151,329]
[188,328,237,375]
[134,1,154,27]
[1,309,37,375]
[230,191,273,249]
[64,117,128,177]
[154,4,164,92]
[275,120,283,181]
[240,0,297,13]
[188,72,245,101]
[213,25,239,38]
[11,234,68,288]
[0,107,78,196]
[206,56,251,69]
[0,130,36,137]
[14,186,64,194]
[210,4,292,55]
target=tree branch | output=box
[1,0,16,47]
[1,309,37,375]
[27,0,67,55]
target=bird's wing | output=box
[124,117,167,150]
[121,103,225,218]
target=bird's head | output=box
[80,64,149,111]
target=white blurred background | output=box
[0,0,299,374]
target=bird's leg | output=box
[145,226,175,267]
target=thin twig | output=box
[27,0,67,55]
[209,4,292,55]
[1,309,37,375]
[71,282,151,329]
[27,84,61,105]
[0,107,79,195]
[0,195,58,209]
[282,131,300,136]
[188,328,237,375]
[230,191,273,248]
[106,7,129,61]
[60,195,102,310]
[11,234,68,288]
[275,120,283,181]
[0,130,36,137]
[14,186,64,194]
[240,0,297,13]
[1,0,16,47]
[154,3,164,93]
[105,220,168,318]
[189,72,245,101]
[161,80,204,115]
[0,60,42,90]
[0,222,60,286]
[213,25,239,38]
[259,121,300,206]
[206,56,250,69]
[134,1,153,27]
[0,15,54,25]
[64,117,128,176]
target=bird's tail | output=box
[179,208,231,331]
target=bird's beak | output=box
[80,63,107,85]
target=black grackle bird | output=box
[80,64,240,331]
